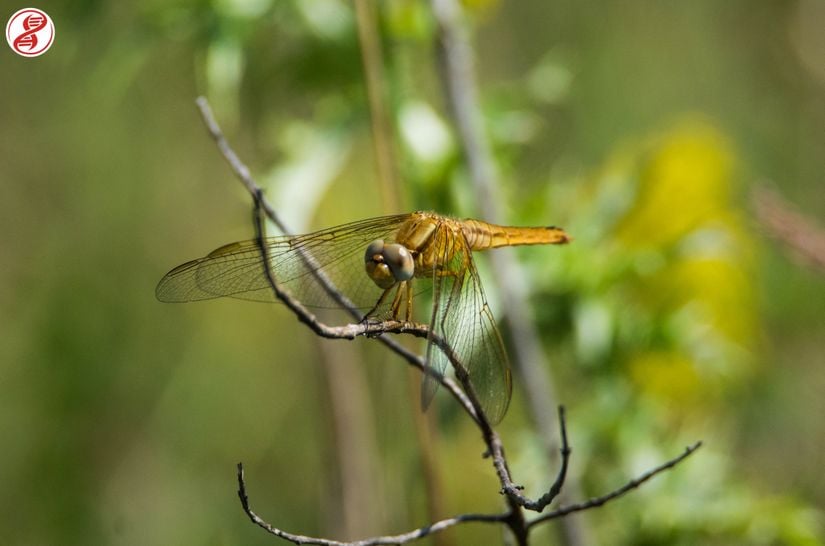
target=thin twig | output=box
[527,442,704,528]
[483,405,571,513]
[352,0,400,212]
[238,463,507,546]
[524,406,571,510]
[195,97,282,229]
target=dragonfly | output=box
[156,211,570,424]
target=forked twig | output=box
[234,442,703,545]
[528,442,703,527]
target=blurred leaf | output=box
[262,120,353,232]
[527,50,574,105]
[294,0,352,39]
[399,100,455,166]
[206,37,245,119]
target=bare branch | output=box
[195,97,284,231]
[527,442,704,528]
[237,463,507,546]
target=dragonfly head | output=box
[364,239,415,289]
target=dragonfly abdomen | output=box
[460,219,571,250]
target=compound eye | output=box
[365,239,396,289]
[382,243,414,281]
[365,239,385,264]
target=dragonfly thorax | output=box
[364,239,415,290]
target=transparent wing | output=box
[421,224,513,425]
[420,225,451,411]
[156,214,410,314]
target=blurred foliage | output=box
[526,119,820,544]
[2,0,825,545]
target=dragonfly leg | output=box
[389,282,406,320]
[405,281,413,322]
[364,286,394,320]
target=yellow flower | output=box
[616,119,736,248]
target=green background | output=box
[1,0,824,544]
